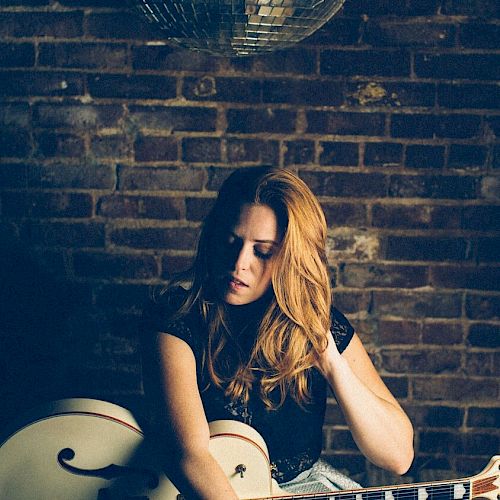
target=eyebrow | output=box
[230,232,279,245]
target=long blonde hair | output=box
[169,167,331,408]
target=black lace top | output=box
[143,287,354,483]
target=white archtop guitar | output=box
[0,398,498,500]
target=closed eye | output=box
[254,247,273,260]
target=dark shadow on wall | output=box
[0,231,149,433]
[0,233,77,430]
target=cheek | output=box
[259,263,274,287]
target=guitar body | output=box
[0,398,277,499]
[0,398,498,500]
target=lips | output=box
[229,275,248,287]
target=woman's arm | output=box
[147,333,239,500]
[315,333,414,475]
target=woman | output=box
[143,167,413,499]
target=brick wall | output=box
[0,0,498,487]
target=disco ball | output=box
[132,0,346,56]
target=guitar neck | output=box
[263,477,473,500]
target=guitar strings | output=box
[263,481,473,500]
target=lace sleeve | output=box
[330,306,355,354]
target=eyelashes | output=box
[254,249,273,260]
[223,236,274,261]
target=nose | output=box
[233,243,252,272]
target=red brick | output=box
[438,83,500,110]
[380,349,461,374]
[27,163,116,189]
[365,21,455,47]
[39,42,128,69]
[430,265,500,291]
[161,255,194,278]
[377,319,422,345]
[262,79,344,106]
[227,139,279,164]
[250,47,317,74]
[421,322,464,345]
[382,376,409,399]
[91,134,131,159]
[21,222,105,248]
[1,192,92,218]
[35,132,84,158]
[321,202,368,227]
[88,74,176,100]
[388,174,479,199]
[206,167,237,191]
[226,108,296,134]
[405,145,445,169]
[364,142,403,167]
[405,405,464,427]
[340,263,428,288]
[320,49,410,77]
[284,140,314,166]
[183,77,261,103]
[468,323,500,348]
[330,429,358,450]
[477,237,500,263]
[373,291,462,318]
[0,42,35,67]
[134,135,178,162]
[460,22,500,49]
[129,105,217,132]
[109,226,199,250]
[182,137,221,163]
[306,17,362,45]
[0,70,84,97]
[465,352,495,376]
[306,111,385,136]
[319,142,359,166]
[73,252,158,279]
[58,0,124,5]
[186,197,215,222]
[331,291,372,314]
[416,53,500,80]
[0,103,30,128]
[467,407,500,428]
[372,205,431,229]
[0,129,32,157]
[86,12,154,40]
[1,0,50,4]
[132,45,222,72]
[449,145,488,169]
[412,377,498,401]
[97,195,183,220]
[386,236,469,261]
[392,114,482,139]
[442,0,497,16]
[0,12,83,38]
[465,293,500,320]
[299,171,388,197]
[118,166,206,192]
[33,103,124,129]
[0,164,29,188]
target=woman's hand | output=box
[313,330,342,376]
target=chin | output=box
[224,294,250,306]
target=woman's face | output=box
[213,203,282,306]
